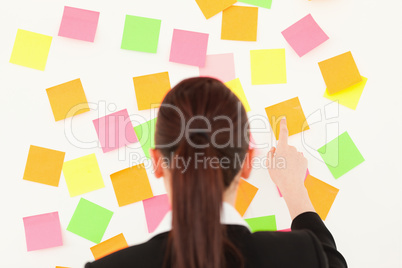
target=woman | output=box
[85,77,347,268]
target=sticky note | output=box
[143,194,171,233]
[199,53,236,83]
[318,132,364,179]
[245,215,277,232]
[265,97,310,140]
[221,6,258,41]
[110,163,154,207]
[323,76,367,110]
[169,29,209,67]
[9,29,52,71]
[62,153,105,197]
[23,145,65,187]
[235,179,258,217]
[195,0,237,19]
[58,6,100,42]
[277,169,309,197]
[121,15,161,53]
[133,118,157,159]
[46,78,90,121]
[67,198,113,243]
[90,233,128,260]
[281,14,329,57]
[23,212,63,251]
[318,51,362,94]
[250,49,286,85]
[239,0,272,8]
[225,78,251,112]
[133,72,171,111]
[305,175,339,220]
[277,228,291,232]
[93,109,138,152]
[56,266,70,268]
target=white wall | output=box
[1,0,401,267]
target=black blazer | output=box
[85,212,347,268]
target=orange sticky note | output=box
[56,266,70,268]
[133,72,171,111]
[90,233,129,260]
[195,0,237,19]
[235,179,258,217]
[304,175,339,220]
[46,79,90,121]
[23,145,65,187]
[221,6,258,41]
[110,163,154,207]
[265,97,309,140]
[318,51,362,95]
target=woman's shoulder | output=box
[85,232,170,268]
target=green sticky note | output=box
[245,215,277,232]
[239,0,272,9]
[67,198,113,243]
[318,132,364,179]
[134,118,157,159]
[121,15,161,53]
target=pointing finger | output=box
[278,117,288,146]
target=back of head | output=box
[155,77,249,268]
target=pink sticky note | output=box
[143,194,171,233]
[23,212,63,251]
[277,228,291,232]
[281,14,329,57]
[277,169,310,197]
[199,53,236,83]
[58,6,100,42]
[169,29,209,67]
[93,109,138,153]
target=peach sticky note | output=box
[110,163,154,207]
[265,97,310,140]
[305,175,339,220]
[221,6,258,41]
[318,51,362,94]
[250,49,286,85]
[169,29,209,67]
[23,145,65,187]
[46,78,90,121]
[90,233,128,260]
[199,53,236,83]
[133,72,171,111]
[225,78,251,112]
[143,194,171,233]
[23,212,63,251]
[323,76,367,110]
[93,109,138,153]
[235,179,258,217]
[58,6,100,42]
[62,153,105,197]
[195,0,237,19]
[281,14,329,57]
[9,29,52,71]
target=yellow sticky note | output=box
[195,0,237,19]
[265,97,310,140]
[133,72,171,111]
[110,163,154,207]
[225,78,251,112]
[46,79,90,121]
[304,175,339,220]
[90,233,129,260]
[251,49,286,85]
[221,6,258,41]
[318,51,362,94]
[9,29,52,71]
[323,76,367,110]
[62,154,105,197]
[235,179,258,217]
[23,145,65,187]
